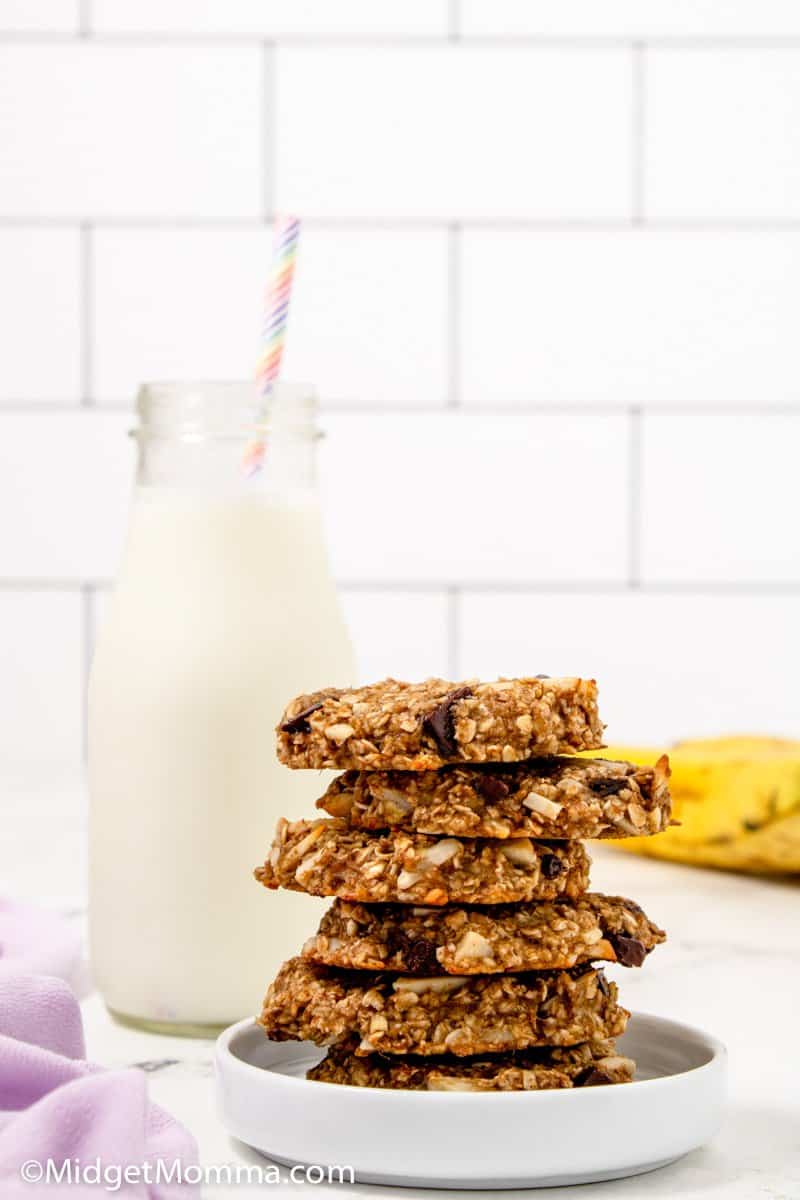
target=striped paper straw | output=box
[244,215,302,476]
[256,215,301,396]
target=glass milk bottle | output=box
[89,382,354,1034]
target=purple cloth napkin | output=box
[0,898,87,997]
[0,903,198,1198]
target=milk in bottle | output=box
[89,382,354,1033]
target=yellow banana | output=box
[593,737,800,874]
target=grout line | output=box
[338,581,631,594]
[323,402,800,415]
[79,223,94,406]
[0,580,88,591]
[619,581,800,594]
[627,407,643,587]
[5,32,800,48]
[321,401,628,414]
[448,0,461,42]
[0,33,590,47]
[1,398,799,415]
[0,31,278,47]
[1,400,800,415]
[261,42,276,221]
[434,35,800,49]
[337,580,800,595]
[80,584,93,762]
[0,401,90,411]
[631,42,646,226]
[3,577,800,595]
[7,216,800,232]
[446,587,461,676]
[0,216,271,229]
[447,223,462,408]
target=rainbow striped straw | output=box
[244,214,302,476]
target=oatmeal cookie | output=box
[255,818,590,906]
[302,894,665,974]
[277,676,604,771]
[258,957,628,1056]
[307,1038,635,1090]
[319,755,671,839]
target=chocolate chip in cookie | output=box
[541,853,564,879]
[476,774,511,803]
[575,1067,613,1087]
[280,701,323,734]
[607,931,647,967]
[589,777,627,798]
[423,687,473,759]
[386,929,440,974]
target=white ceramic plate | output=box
[215,1013,726,1189]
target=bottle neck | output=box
[133,381,320,498]
[134,428,318,493]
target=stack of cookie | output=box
[255,677,670,1092]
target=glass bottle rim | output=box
[134,380,319,441]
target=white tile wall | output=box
[460,1,800,38]
[1,9,799,769]
[642,414,800,583]
[283,230,450,407]
[275,47,632,219]
[0,412,133,580]
[0,591,83,766]
[459,592,800,743]
[93,587,452,688]
[461,231,800,407]
[0,229,81,402]
[647,50,800,220]
[92,227,449,406]
[0,44,263,218]
[92,229,266,402]
[321,413,630,583]
[341,592,451,683]
[91,2,449,37]
[0,1,77,32]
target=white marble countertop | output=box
[4,773,800,1198]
